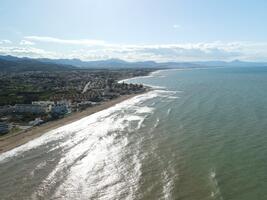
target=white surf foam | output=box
[134,106,154,114]
[167,108,172,116]
[162,169,174,200]
[118,70,167,89]
[209,169,224,200]
[32,110,147,199]
[153,118,160,129]
[118,75,154,83]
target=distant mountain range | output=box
[0,55,75,72]
[37,58,160,69]
[0,55,267,72]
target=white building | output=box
[14,104,45,114]
[32,101,55,113]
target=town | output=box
[0,69,153,135]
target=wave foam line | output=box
[153,118,160,129]
[31,106,150,198]
[167,108,172,116]
[210,169,224,200]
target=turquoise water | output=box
[0,67,267,199]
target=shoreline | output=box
[0,92,144,154]
[118,70,158,83]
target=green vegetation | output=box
[0,69,152,106]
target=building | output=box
[0,122,10,135]
[14,104,46,114]
[0,106,13,115]
[32,101,55,113]
[51,101,71,117]
[51,105,68,117]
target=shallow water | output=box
[1,67,267,199]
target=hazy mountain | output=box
[40,57,267,69]
[0,55,76,72]
[37,57,201,69]
[38,58,159,69]
[1,55,267,72]
[0,55,22,62]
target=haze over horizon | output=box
[1,0,267,62]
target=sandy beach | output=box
[0,93,141,154]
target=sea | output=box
[0,66,267,200]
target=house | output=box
[0,122,10,134]
[14,104,46,114]
[32,101,55,113]
[51,101,70,117]
[0,106,13,115]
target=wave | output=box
[118,70,166,89]
[153,118,160,129]
[153,90,180,100]
[28,97,157,198]
[167,108,172,116]
[119,69,166,84]
[134,106,154,114]
[118,75,154,83]
[209,169,224,200]
[144,83,166,89]
[162,168,174,200]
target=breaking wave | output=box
[167,108,172,116]
[209,169,224,200]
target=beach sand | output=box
[0,93,141,154]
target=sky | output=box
[1,0,267,62]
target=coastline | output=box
[118,70,158,83]
[0,92,144,154]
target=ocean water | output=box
[1,67,267,200]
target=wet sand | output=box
[0,93,141,154]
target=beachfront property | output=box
[0,101,70,115]
[32,101,55,113]
[51,103,69,117]
[0,122,10,134]
[14,104,46,114]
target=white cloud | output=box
[19,40,35,46]
[173,24,181,29]
[0,46,58,58]
[0,39,12,44]
[2,36,267,62]
[24,36,106,46]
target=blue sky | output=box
[1,0,267,61]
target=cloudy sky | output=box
[1,0,267,62]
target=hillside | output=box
[0,55,75,72]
